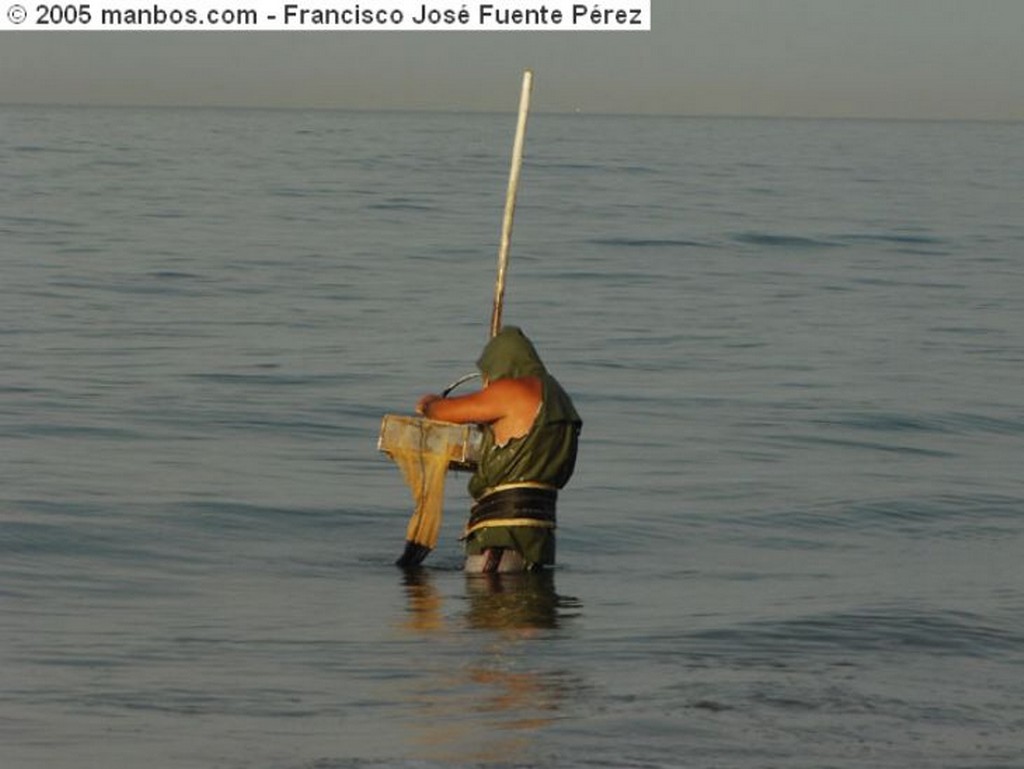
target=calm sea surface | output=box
[1,106,1022,769]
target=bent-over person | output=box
[416,326,582,573]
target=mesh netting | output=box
[392,444,451,550]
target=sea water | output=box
[1,106,1022,768]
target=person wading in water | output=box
[416,326,582,573]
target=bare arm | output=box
[417,381,513,423]
[416,377,542,442]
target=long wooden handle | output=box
[490,69,534,338]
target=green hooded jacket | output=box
[468,327,582,500]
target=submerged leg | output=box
[464,547,528,574]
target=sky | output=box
[1,0,1023,119]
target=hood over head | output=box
[476,326,546,381]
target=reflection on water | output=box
[464,570,564,631]
[401,568,580,632]
[397,569,584,763]
[400,568,447,633]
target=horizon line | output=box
[2,100,1022,125]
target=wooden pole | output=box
[490,69,534,338]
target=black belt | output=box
[464,484,557,537]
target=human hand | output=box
[416,393,442,416]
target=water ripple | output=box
[683,606,1023,662]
